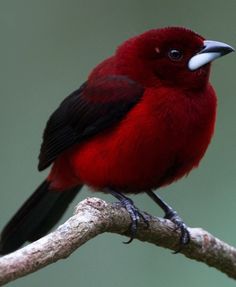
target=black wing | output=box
[38,75,144,171]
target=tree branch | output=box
[0,197,236,285]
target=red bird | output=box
[0,27,234,254]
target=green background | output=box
[0,0,236,286]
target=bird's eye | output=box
[168,49,183,61]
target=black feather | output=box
[0,182,81,254]
[38,75,144,170]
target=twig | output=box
[0,197,236,286]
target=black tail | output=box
[0,181,82,255]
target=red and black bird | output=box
[0,27,234,254]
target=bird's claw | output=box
[119,198,149,244]
[164,210,190,253]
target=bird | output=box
[0,26,234,255]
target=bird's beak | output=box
[188,40,234,71]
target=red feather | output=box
[49,27,216,191]
[3,26,233,254]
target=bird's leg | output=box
[106,189,149,244]
[146,190,190,252]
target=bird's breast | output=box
[70,85,217,192]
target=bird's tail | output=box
[0,181,82,255]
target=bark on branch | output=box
[0,197,236,286]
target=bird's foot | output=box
[164,208,190,253]
[108,189,149,243]
[146,191,190,253]
[118,197,149,244]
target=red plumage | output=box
[49,27,216,191]
[0,26,233,254]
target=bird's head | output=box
[116,27,234,90]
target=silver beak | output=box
[188,40,234,71]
